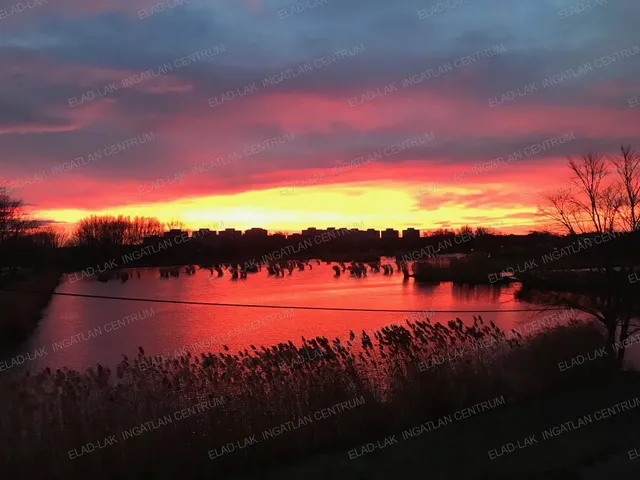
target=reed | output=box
[412,254,503,284]
[0,315,607,479]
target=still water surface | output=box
[8,260,581,373]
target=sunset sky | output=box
[1,0,639,234]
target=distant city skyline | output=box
[45,216,525,236]
[142,223,512,240]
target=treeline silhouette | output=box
[4,217,640,275]
[72,215,165,247]
[4,187,640,275]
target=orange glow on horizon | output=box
[34,182,538,234]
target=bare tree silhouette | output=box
[535,145,640,368]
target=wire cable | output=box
[0,288,569,313]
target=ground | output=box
[228,373,640,480]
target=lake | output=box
[2,259,594,374]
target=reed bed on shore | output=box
[0,315,608,479]
[412,254,500,283]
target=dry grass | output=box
[0,315,609,479]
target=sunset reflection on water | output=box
[16,260,570,373]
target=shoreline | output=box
[0,269,61,349]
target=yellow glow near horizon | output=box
[34,183,536,233]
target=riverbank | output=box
[0,270,61,347]
[245,371,640,479]
[0,315,616,478]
